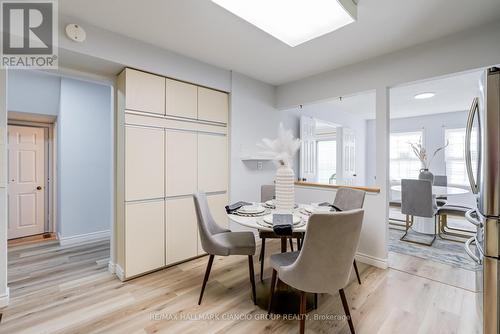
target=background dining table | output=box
[227,203,325,313]
[391,185,470,233]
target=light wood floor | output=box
[0,239,481,334]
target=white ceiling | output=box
[59,0,500,85]
[320,69,483,119]
[390,70,482,119]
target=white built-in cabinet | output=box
[166,197,198,264]
[125,126,164,201]
[165,79,198,119]
[198,87,229,123]
[125,68,165,115]
[166,130,197,197]
[117,68,229,280]
[125,200,165,277]
[198,133,228,193]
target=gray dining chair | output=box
[434,175,448,207]
[268,210,364,334]
[193,192,257,305]
[258,184,302,281]
[261,184,276,203]
[401,179,438,246]
[333,188,366,285]
[333,188,366,212]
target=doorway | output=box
[7,123,53,241]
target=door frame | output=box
[7,117,57,236]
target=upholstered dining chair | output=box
[193,192,257,305]
[258,184,303,281]
[434,175,448,207]
[268,210,364,334]
[333,188,366,285]
[401,179,439,246]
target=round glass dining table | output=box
[227,204,323,314]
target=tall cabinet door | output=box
[125,200,165,277]
[198,87,228,123]
[165,79,197,119]
[166,130,197,197]
[125,69,165,115]
[198,134,228,193]
[166,197,198,264]
[125,126,164,201]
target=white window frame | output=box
[444,127,477,188]
[390,130,424,184]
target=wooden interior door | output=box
[7,125,45,239]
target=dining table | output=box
[391,185,470,233]
[227,203,329,314]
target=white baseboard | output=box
[57,230,110,246]
[115,264,125,281]
[0,288,10,307]
[108,261,116,274]
[355,252,388,269]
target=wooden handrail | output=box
[294,181,381,193]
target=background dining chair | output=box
[432,175,474,241]
[268,210,364,334]
[193,192,257,305]
[333,188,365,285]
[401,179,439,246]
[433,175,448,207]
[258,184,302,281]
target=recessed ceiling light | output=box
[414,92,436,100]
[211,0,357,47]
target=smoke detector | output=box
[65,24,86,43]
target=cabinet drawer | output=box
[198,87,228,123]
[165,79,197,119]
[166,197,198,264]
[125,126,164,201]
[125,200,165,277]
[198,134,228,193]
[166,130,197,197]
[125,68,165,115]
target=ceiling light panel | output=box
[211,0,357,47]
[414,92,436,100]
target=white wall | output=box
[295,185,387,269]
[381,111,476,208]
[391,111,468,175]
[57,77,113,239]
[229,72,299,203]
[7,70,60,116]
[291,102,368,186]
[59,15,231,92]
[276,21,500,109]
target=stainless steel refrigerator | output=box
[465,66,500,334]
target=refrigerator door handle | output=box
[464,236,482,264]
[465,97,479,194]
[465,209,482,227]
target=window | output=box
[317,140,337,184]
[390,131,423,181]
[445,128,478,186]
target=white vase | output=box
[275,165,295,211]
